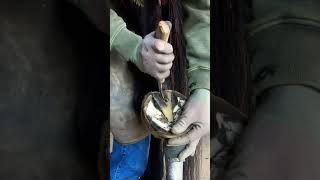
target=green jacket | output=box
[110,0,210,92]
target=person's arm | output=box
[68,0,174,80]
[183,0,210,92]
[109,9,142,63]
[110,8,175,80]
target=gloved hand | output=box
[167,89,210,161]
[135,29,175,80]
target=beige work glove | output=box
[167,89,210,161]
[135,29,174,80]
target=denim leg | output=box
[110,136,151,180]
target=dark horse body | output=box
[0,1,106,179]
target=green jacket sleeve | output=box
[183,0,210,92]
[110,9,142,63]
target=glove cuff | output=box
[188,68,210,93]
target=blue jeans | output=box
[110,136,151,180]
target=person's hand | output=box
[167,89,210,161]
[135,30,174,80]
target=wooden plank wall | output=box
[183,135,210,180]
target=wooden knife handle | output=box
[155,21,171,84]
[155,20,171,42]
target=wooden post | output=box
[183,135,210,180]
